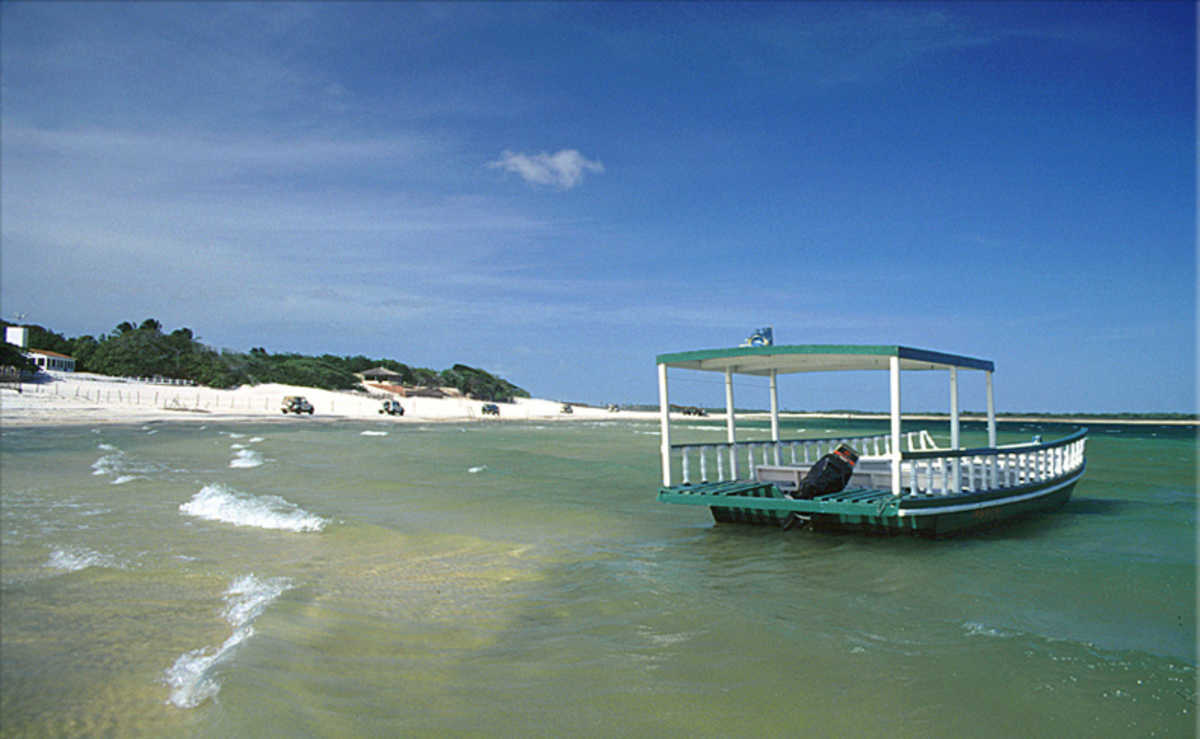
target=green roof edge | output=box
[655,344,994,372]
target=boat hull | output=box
[661,466,1084,538]
[811,477,1078,537]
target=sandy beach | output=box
[0,371,662,427]
[3,371,1192,429]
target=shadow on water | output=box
[1060,497,1138,515]
[643,506,1090,548]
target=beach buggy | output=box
[379,400,405,416]
[281,396,314,415]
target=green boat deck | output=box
[657,480,900,527]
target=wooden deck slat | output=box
[670,481,778,498]
[820,488,890,504]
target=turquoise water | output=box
[1,418,1194,737]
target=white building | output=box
[6,325,76,371]
[27,348,76,372]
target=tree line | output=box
[1,319,530,403]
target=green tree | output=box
[88,326,169,377]
[6,320,535,398]
[0,342,36,372]
[70,335,100,371]
[410,367,441,387]
[439,364,528,402]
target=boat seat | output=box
[756,462,892,493]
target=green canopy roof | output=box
[655,344,994,376]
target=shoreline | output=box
[1,372,1193,429]
[0,372,663,428]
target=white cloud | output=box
[488,149,604,190]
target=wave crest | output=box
[229,448,264,468]
[164,574,292,708]
[46,546,126,572]
[179,483,327,532]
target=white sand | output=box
[3,371,1189,429]
[0,371,661,428]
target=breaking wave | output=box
[963,621,1013,638]
[91,444,155,484]
[164,574,292,708]
[229,448,264,469]
[180,483,328,532]
[91,451,124,476]
[46,546,126,572]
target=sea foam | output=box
[46,546,126,572]
[164,574,292,708]
[92,451,124,476]
[180,483,328,532]
[229,449,264,469]
[963,621,1012,638]
[91,444,154,483]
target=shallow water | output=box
[1,419,1194,736]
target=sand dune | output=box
[0,371,655,427]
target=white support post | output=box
[725,367,739,479]
[949,367,960,449]
[949,366,961,492]
[769,368,781,465]
[889,356,902,497]
[986,370,997,447]
[658,363,672,486]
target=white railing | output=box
[900,429,1087,497]
[14,378,384,416]
[672,430,938,485]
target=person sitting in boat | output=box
[789,443,859,499]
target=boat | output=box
[654,344,1087,536]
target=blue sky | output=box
[2,2,1194,413]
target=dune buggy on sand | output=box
[281,396,314,414]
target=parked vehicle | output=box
[281,396,314,415]
[561,404,574,414]
[379,400,405,416]
[481,403,500,416]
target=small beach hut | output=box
[26,348,76,372]
[361,367,406,383]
